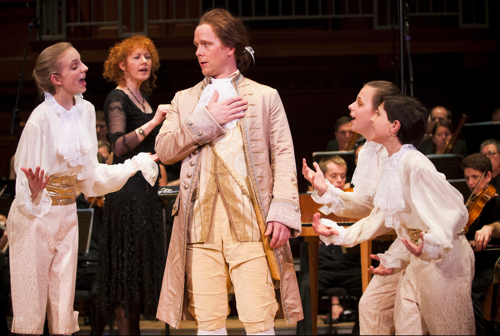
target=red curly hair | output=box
[103,35,160,96]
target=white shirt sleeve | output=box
[76,101,159,197]
[405,154,468,261]
[14,121,52,219]
[85,153,158,197]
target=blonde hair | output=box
[318,155,347,175]
[32,42,73,95]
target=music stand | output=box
[427,154,464,180]
[312,150,356,182]
[463,121,500,155]
[77,209,94,255]
[447,178,471,202]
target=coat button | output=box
[187,120,193,126]
[192,149,198,155]
[173,204,178,210]
[187,173,192,178]
[295,206,299,212]
[184,184,189,190]
[190,161,195,167]
[197,130,203,136]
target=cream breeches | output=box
[8,203,80,335]
[186,195,278,334]
[359,272,402,335]
[394,235,475,335]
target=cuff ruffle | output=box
[319,218,346,246]
[311,181,344,212]
[131,153,159,187]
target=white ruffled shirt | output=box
[13,92,158,219]
[316,146,468,269]
[195,71,241,130]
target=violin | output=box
[466,185,497,227]
[465,170,497,227]
[87,196,105,208]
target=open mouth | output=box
[139,68,149,73]
[200,61,207,66]
[79,77,86,85]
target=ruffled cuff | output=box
[377,253,403,270]
[312,180,344,212]
[419,232,446,261]
[318,218,346,246]
[131,153,159,187]
[19,180,51,218]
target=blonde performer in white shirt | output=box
[311,96,475,334]
[6,42,159,335]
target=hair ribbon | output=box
[244,46,255,66]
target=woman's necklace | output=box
[126,86,146,112]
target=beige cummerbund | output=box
[46,175,77,206]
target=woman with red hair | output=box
[97,35,169,334]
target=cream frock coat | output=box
[155,74,303,328]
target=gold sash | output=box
[46,175,77,206]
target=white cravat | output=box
[195,73,240,130]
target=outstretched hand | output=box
[368,254,395,276]
[20,166,49,201]
[312,212,339,237]
[401,233,424,257]
[265,221,290,248]
[302,158,327,196]
[207,90,248,126]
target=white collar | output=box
[44,92,93,167]
[374,144,416,229]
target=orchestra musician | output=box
[480,139,500,191]
[326,117,353,151]
[462,153,500,335]
[418,119,468,156]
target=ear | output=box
[485,171,492,184]
[392,120,401,135]
[119,61,126,72]
[227,46,235,57]
[50,73,61,87]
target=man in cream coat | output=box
[155,8,303,335]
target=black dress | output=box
[97,89,165,320]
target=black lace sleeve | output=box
[104,91,141,157]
